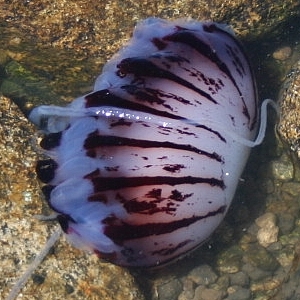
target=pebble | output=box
[272,46,292,60]
[281,181,300,196]
[241,263,272,282]
[270,154,294,181]
[193,286,225,300]
[187,265,218,286]
[178,278,195,300]
[242,244,279,272]
[8,37,22,46]
[227,286,251,300]
[255,213,279,247]
[215,275,230,291]
[250,278,281,292]
[156,278,182,300]
[277,212,295,234]
[229,272,249,287]
[276,247,295,268]
[217,246,243,274]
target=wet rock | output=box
[278,59,300,158]
[242,244,279,272]
[217,246,243,274]
[214,275,230,291]
[187,264,218,286]
[250,277,281,293]
[255,212,279,247]
[178,278,195,300]
[280,230,300,247]
[193,286,225,300]
[156,278,182,300]
[276,245,296,268]
[227,286,251,300]
[281,181,300,197]
[229,272,250,287]
[242,263,271,282]
[1,0,299,58]
[277,212,295,235]
[271,258,300,300]
[1,60,62,115]
[273,46,292,61]
[270,154,294,181]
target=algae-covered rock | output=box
[1,60,61,116]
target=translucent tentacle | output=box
[29,99,279,147]
[242,99,279,147]
[203,99,279,147]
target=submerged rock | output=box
[278,59,300,157]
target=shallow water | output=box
[1,4,300,300]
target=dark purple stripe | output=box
[151,239,193,256]
[103,205,226,242]
[122,84,227,140]
[117,57,218,104]
[122,84,193,107]
[85,89,185,120]
[89,176,225,192]
[84,132,223,162]
[122,198,162,214]
[196,124,226,142]
[203,23,258,129]
[163,29,251,121]
[152,37,168,50]
[226,45,246,77]
[116,188,193,215]
[85,90,226,142]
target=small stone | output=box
[156,278,182,300]
[9,36,22,46]
[280,231,300,246]
[259,178,274,194]
[273,46,292,60]
[239,231,258,245]
[227,286,251,300]
[178,278,195,300]
[193,286,224,300]
[250,278,281,292]
[277,212,295,234]
[215,275,230,290]
[242,244,279,272]
[255,212,276,228]
[255,213,279,247]
[217,246,243,274]
[281,182,300,196]
[229,272,249,287]
[270,156,294,181]
[242,263,271,282]
[267,241,282,252]
[276,247,296,267]
[187,264,218,286]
